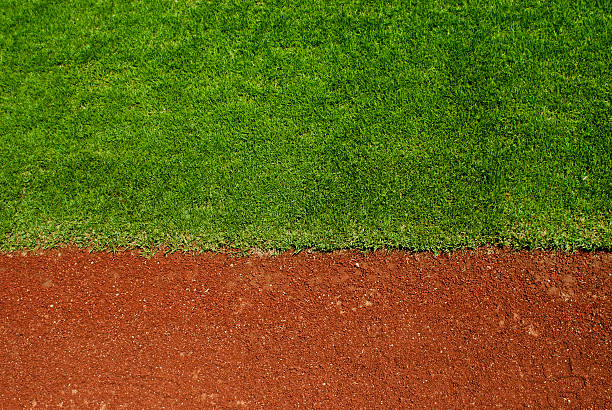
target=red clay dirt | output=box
[0,248,610,408]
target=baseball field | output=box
[1,0,610,406]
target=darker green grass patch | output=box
[1,0,610,252]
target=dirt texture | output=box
[0,248,610,408]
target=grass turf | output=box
[0,0,610,252]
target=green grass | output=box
[1,0,610,252]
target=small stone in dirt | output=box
[562,275,576,286]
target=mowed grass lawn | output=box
[0,0,610,251]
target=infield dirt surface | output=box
[0,248,610,408]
